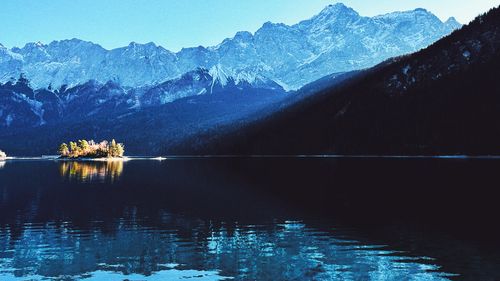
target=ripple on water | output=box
[1,159,482,280]
[0,219,459,281]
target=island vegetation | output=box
[0,150,6,160]
[59,161,124,182]
[58,139,124,159]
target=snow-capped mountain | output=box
[0,68,285,129]
[139,66,284,106]
[0,3,460,91]
[191,5,500,156]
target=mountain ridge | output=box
[0,4,460,90]
[172,5,500,156]
[0,66,286,131]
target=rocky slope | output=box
[0,4,460,91]
[179,6,500,155]
[0,67,285,130]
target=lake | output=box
[0,157,499,280]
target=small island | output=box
[0,150,6,160]
[58,139,125,159]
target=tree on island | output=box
[58,143,69,157]
[69,142,78,155]
[109,139,124,158]
[58,139,125,158]
[0,150,6,159]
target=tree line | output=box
[58,140,124,158]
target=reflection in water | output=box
[0,161,5,169]
[1,158,500,280]
[59,161,123,182]
[0,218,453,281]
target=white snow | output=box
[0,4,460,94]
[209,64,229,92]
[5,114,13,127]
[402,65,411,75]
[14,93,46,125]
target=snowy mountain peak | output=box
[22,41,46,51]
[128,41,157,48]
[260,21,288,31]
[413,8,430,13]
[445,17,462,29]
[320,3,357,15]
[313,2,360,22]
[0,3,462,91]
[21,41,46,50]
[234,31,253,40]
[376,8,438,21]
[48,38,86,47]
[209,64,230,87]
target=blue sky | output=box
[1,0,499,51]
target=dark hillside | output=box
[182,6,500,155]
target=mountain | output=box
[0,67,285,128]
[175,6,500,156]
[139,65,283,105]
[0,4,460,91]
[0,68,288,155]
[0,4,468,155]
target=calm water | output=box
[0,157,499,281]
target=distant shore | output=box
[57,156,131,162]
[0,156,168,161]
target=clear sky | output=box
[1,0,499,51]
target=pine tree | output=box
[78,140,90,153]
[58,139,125,158]
[69,142,78,157]
[110,139,118,157]
[116,143,124,157]
[58,143,69,157]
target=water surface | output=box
[0,158,499,280]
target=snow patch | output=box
[13,93,46,125]
[209,64,229,92]
[402,65,411,75]
[5,114,13,127]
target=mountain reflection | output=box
[0,217,453,281]
[59,161,124,182]
[2,158,500,280]
[0,161,5,169]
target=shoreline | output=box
[3,155,500,160]
[56,157,131,162]
[0,156,168,161]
